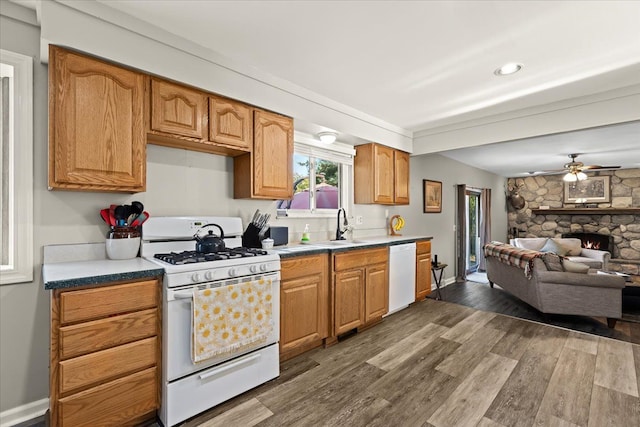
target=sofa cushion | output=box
[562,259,590,273]
[566,256,602,269]
[539,239,569,256]
[512,238,548,251]
[555,238,582,256]
[542,253,564,271]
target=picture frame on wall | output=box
[564,175,611,204]
[423,179,442,213]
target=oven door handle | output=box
[173,290,194,300]
[199,353,262,380]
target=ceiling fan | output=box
[530,153,621,181]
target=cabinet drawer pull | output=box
[199,354,261,380]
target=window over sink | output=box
[277,133,354,218]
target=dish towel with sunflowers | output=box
[191,277,273,363]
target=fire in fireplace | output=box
[562,232,614,255]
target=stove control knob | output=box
[250,265,258,273]
[260,264,268,272]
[228,268,236,277]
[191,273,201,283]
[204,271,214,281]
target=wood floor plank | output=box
[257,362,386,425]
[476,417,507,427]
[546,415,581,427]
[440,310,497,344]
[587,384,640,427]
[594,338,639,397]
[198,398,272,427]
[436,326,506,378]
[525,323,569,358]
[534,347,596,427]
[323,393,391,427]
[367,323,450,371]
[564,331,598,355]
[489,317,543,361]
[427,352,518,427]
[484,350,558,427]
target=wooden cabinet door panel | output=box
[416,240,432,255]
[416,253,432,300]
[150,78,206,139]
[281,274,324,352]
[58,367,157,427]
[49,46,145,192]
[334,269,365,335]
[334,248,387,272]
[60,279,158,325]
[59,309,157,360]
[394,150,410,204]
[60,337,157,395]
[253,110,293,199]
[209,97,252,150]
[373,144,394,204]
[365,264,388,322]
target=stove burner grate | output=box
[154,247,268,265]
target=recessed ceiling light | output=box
[494,63,523,76]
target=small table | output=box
[431,263,447,300]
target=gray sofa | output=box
[510,237,610,270]
[485,246,625,327]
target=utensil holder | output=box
[242,223,262,248]
[106,226,141,260]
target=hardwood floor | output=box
[177,297,639,427]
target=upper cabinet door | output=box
[49,46,145,192]
[150,78,207,140]
[209,97,252,151]
[252,110,293,199]
[373,144,394,204]
[394,150,410,204]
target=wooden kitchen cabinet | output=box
[415,240,432,300]
[50,278,161,427]
[149,77,207,140]
[234,109,293,199]
[48,46,146,193]
[280,254,329,361]
[209,96,253,151]
[354,143,410,205]
[333,247,388,335]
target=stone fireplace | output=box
[562,232,614,255]
[506,169,640,275]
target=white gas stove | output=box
[141,216,280,426]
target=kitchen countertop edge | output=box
[275,236,432,259]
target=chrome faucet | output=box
[336,208,348,240]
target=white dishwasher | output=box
[386,242,417,315]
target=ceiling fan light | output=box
[563,172,578,182]
[576,171,588,181]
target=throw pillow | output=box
[555,238,582,256]
[539,239,569,256]
[562,259,590,274]
[542,253,564,271]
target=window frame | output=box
[277,134,354,219]
[1,49,33,285]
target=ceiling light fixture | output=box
[563,170,587,182]
[494,63,523,76]
[317,131,338,144]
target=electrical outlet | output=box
[356,215,363,225]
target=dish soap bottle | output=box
[301,224,311,244]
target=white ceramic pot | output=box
[106,237,141,260]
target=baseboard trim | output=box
[0,398,48,427]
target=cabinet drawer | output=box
[60,279,158,324]
[58,367,157,427]
[281,254,327,280]
[60,308,157,360]
[334,248,387,272]
[60,337,157,395]
[417,240,431,255]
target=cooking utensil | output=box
[131,201,144,215]
[100,208,110,225]
[114,205,127,226]
[109,204,117,227]
[131,211,149,227]
[194,223,226,253]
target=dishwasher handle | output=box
[389,243,416,253]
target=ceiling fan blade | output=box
[580,165,621,170]
[527,169,566,176]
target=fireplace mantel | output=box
[532,208,640,215]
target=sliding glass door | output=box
[466,189,480,274]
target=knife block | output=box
[242,223,263,248]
